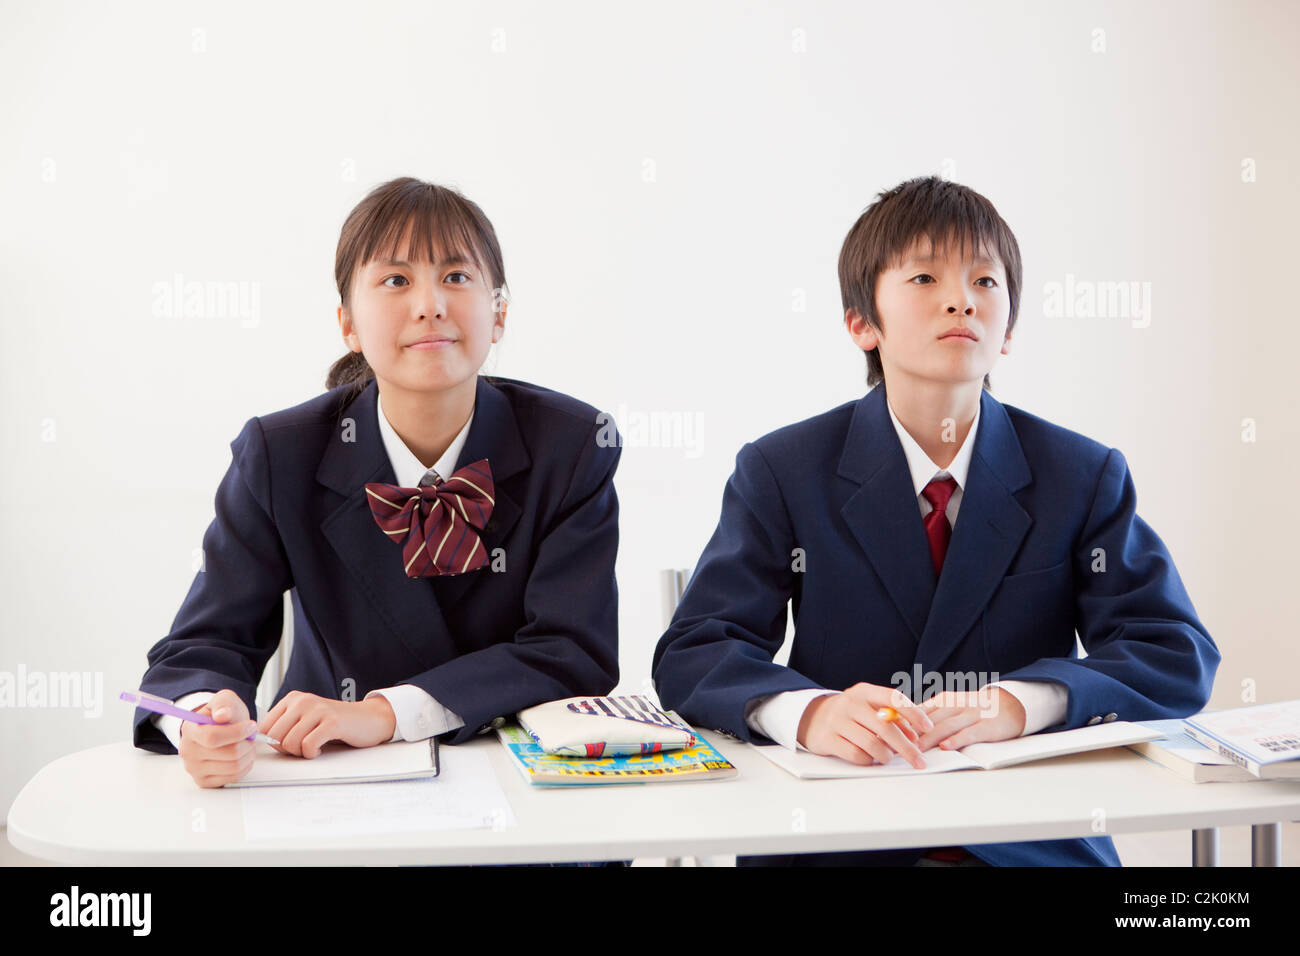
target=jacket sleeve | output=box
[409,422,622,744]
[132,417,292,754]
[652,442,825,743]
[998,447,1220,730]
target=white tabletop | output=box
[8,733,1300,865]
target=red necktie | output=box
[921,476,958,578]
[920,474,972,863]
[365,459,495,577]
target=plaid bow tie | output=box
[364,459,495,577]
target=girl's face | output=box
[338,230,505,400]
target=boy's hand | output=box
[179,688,258,789]
[796,682,935,769]
[915,686,1027,752]
[258,692,398,758]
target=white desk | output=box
[8,733,1299,865]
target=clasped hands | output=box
[795,682,1027,770]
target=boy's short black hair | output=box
[838,176,1022,390]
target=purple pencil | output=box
[121,690,281,745]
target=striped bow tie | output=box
[364,459,495,577]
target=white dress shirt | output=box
[745,395,1069,752]
[153,388,474,750]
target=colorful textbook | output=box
[496,709,737,786]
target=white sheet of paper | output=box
[241,746,516,841]
[754,744,981,778]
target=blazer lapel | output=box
[837,386,1034,669]
[838,386,937,643]
[316,376,530,670]
[914,388,1032,671]
[426,375,529,612]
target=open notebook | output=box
[756,721,1162,778]
[223,739,440,788]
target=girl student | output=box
[133,177,621,788]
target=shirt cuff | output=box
[746,689,838,752]
[152,691,216,751]
[366,685,465,742]
[987,680,1067,736]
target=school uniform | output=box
[652,382,1219,867]
[133,374,621,754]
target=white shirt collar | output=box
[376,389,476,488]
[886,396,981,498]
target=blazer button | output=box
[1086,715,1102,726]
[1103,712,1118,722]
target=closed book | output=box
[1183,701,1300,778]
[1126,719,1300,782]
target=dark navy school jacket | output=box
[652,383,1219,867]
[134,374,620,753]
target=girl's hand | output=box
[179,688,258,788]
[257,692,398,758]
[916,686,1027,752]
[796,682,935,769]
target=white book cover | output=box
[1184,700,1300,767]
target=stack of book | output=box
[496,694,737,786]
[1127,700,1300,782]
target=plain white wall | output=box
[2,0,1298,814]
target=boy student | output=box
[652,176,1219,866]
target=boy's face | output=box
[337,228,505,400]
[847,235,1011,389]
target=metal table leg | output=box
[1192,828,1219,866]
[1251,823,1280,867]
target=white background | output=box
[2,0,1297,814]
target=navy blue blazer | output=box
[134,375,620,754]
[652,383,1219,867]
